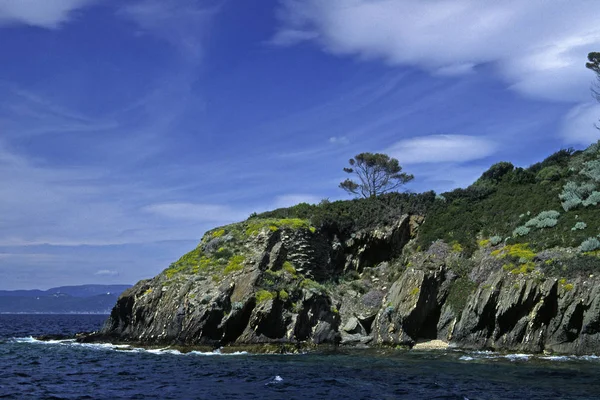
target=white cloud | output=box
[273,0,600,102]
[386,135,496,164]
[95,269,119,276]
[560,102,600,145]
[273,194,321,209]
[0,0,97,28]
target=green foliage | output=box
[255,290,274,303]
[559,181,596,211]
[512,226,530,237]
[340,152,414,198]
[211,229,226,238]
[536,166,564,183]
[490,235,503,246]
[224,255,245,274]
[278,289,289,301]
[446,277,477,314]
[524,210,560,229]
[244,218,315,236]
[254,191,435,237]
[300,278,326,293]
[580,238,600,253]
[476,162,514,184]
[581,160,600,182]
[572,222,587,231]
[582,191,600,207]
[282,261,297,276]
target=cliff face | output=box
[89,216,600,355]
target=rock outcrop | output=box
[84,216,600,355]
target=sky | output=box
[1,0,600,290]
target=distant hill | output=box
[0,284,131,314]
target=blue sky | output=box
[1,0,599,290]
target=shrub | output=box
[513,226,530,237]
[572,222,587,231]
[282,261,297,276]
[582,191,600,207]
[490,235,503,246]
[580,238,600,253]
[211,229,226,238]
[581,160,600,182]
[559,182,596,211]
[477,162,515,184]
[255,290,274,303]
[278,289,289,301]
[536,166,563,183]
[524,210,560,229]
[583,140,600,156]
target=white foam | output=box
[539,355,570,361]
[504,353,530,361]
[459,356,474,361]
[265,375,284,386]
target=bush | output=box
[572,222,587,231]
[536,166,563,183]
[580,237,600,253]
[477,162,514,184]
[524,210,560,229]
[581,160,600,182]
[559,182,596,211]
[513,226,530,237]
[582,191,600,207]
[490,235,503,246]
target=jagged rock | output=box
[81,215,600,355]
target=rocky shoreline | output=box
[80,215,600,356]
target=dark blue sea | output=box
[2,315,600,399]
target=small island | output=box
[83,141,600,355]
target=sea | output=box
[1,315,600,399]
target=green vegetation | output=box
[211,229,226,238]
[415,143,600,254]
[446,277,477,314]
[252,191,435,236]
[244,218,315,236]
[255,290,274,303]
[282,261,297,276]
[339,152,414,198]
[224,255,245,274]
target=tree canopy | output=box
[339,152,414,198]
[586,52,600,103]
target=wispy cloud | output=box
[273,0,600,102]
[0,0,98,28]
[386,135,497,164]
[119,0,220,62]
[560,103,600,145]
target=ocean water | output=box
[1,315,600,399]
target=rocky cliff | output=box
[83,215,600,355]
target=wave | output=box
[10,336,247,356]
[456,349,600,363]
